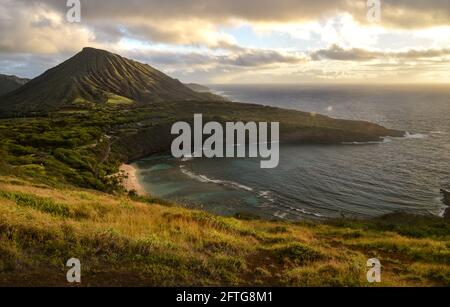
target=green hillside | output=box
[0,101,404,193]
[0,48,222,115]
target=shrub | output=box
[271,243,324,265]
[0,190,70,218]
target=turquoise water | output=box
[135,84,450,220]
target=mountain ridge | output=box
[0,74,29,96]
[0,47,222,114]
[185,83,211,93]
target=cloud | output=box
[395,48,450,59]
[0,0,97,54]
[26,0,450,28]
[311,45,382,61]
[370,0,450,29]
[1,0,449,83]
[124,48,306,68]
[17,0,352,23]
[3,0,449,54]
[106,48,307,84]
[219,50,306,67]
[0,53,67,78]
[311,44,450,61]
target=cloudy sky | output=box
[0,0,449,83]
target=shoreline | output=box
[121,156,450,221]
[119,164,147,196]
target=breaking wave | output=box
[179,165,253,192]
[403,132,427,139]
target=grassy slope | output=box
[0,176,448,287]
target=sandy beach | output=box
[119,164,147,196]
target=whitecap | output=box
[403,132,427,139]
[430,131,447,135]
[258,191,275,202]
[179,165,253,192]
[278,203,323,218]
[273,211,288,219]
[342,138,390,145]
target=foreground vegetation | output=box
[0,107,445,287]
[0,176,448,286]
[1,109,445,287]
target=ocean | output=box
[134,84,450,220]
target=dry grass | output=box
[0,176,448,287]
